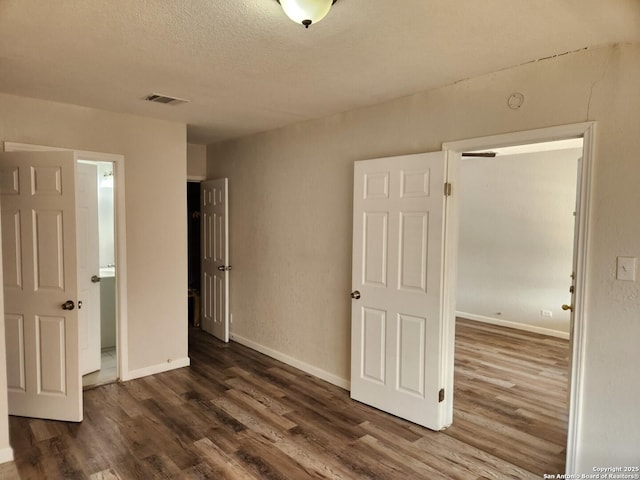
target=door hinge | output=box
[438,388,445,403]
[444,182,452,196]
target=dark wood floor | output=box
[5,319,569,479]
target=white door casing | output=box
[0,151,83,422]
[76,163,101,375]
[201,178,230,342]
[350,151,449,430]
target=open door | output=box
[76,163,101,375]
[0,150,83,422]
[350,151,450,430]
[201,178,230,342]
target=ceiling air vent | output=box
[145,93,189,105]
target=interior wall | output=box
[457,148,580,335]
[96,163,115,268]
[0,92,189,376]
[207,43,640,470]
[187,143,207,179]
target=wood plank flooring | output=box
[5,319,569,479]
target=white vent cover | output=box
[145,93,189,105]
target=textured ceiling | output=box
[1,0,639,144]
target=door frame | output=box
[3,142,129,382]
[442,121,595,474]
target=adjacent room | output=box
[451,139,582,472]
[0,1,639,478]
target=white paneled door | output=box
[0,151,83,422]
[76,163,101,375]
[350,152,449,430]
[201,178,230,342]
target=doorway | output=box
[187,181,201,327]
[451,138,581,473]
[2,142,128,416]
[443,122,595,473]
[80,160,117,388]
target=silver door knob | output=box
[351,290,361,300]
[217,266,225,271]
[61,300,75,311]
[91,275,101,283]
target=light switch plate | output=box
[616,256,636,281]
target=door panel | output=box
[362,307,386,383]
[5,314,25,391]
[363,212,388,286]
[0,151,82,422]
[37,315,66,394]
[201,178,229,342]
[351,152,448,430]
[33,210,65,289]
[1,209,23,289]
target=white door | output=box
[0,151,83,422]
[350,151,449,430]
[201,178,230,342]
[76,163,101,375]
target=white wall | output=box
[207,43,640,471]
[457,148,580,335]
[100,277,116,349]
[187,143,207,179]
[0,93,190,378]
[96,163,115,268]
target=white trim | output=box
[121,357,190,382]
[456,312,570,340]
[4,142,120,163]
[442,122,594,153]
[230,333,350,390]
[187,175,206,182]
[565,123,595,472]
[113,159,129,381]
[0,447,13,464]
[442,121,595,475]
[3,142,129,383]
[440,147,459,427]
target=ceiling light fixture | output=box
[277,0,337,28]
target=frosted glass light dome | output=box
[279,0,334,28]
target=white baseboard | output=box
[121,357,191,382]
[0,447,13,464]
[456,312,570,340]
[230,333,350,390]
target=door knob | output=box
[217,266,225,271]
[61,300,75,311]
[91,275,101,283]
[351,290,361,300]
[562,304,573,312]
